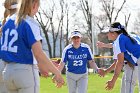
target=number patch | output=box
[1,29,18,53]
[73,60,83,66]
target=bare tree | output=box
[59,0,65,57]
[65,3,69,46]
[133,12,140,35]
[64,1,80,46]
[96,0,127,31]
[79,0,92,42]
[35,9,53,57]
[49,5,57,57]
[95,14,108,33]
[36,1,63,58]
[124,13,131,29]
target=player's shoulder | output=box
[62,44,73,54]
[64,44,73,50]
[5,14,16,22]
[22,15,41,33]
[25,15,40,27]
[2,14,16,29]
[7,14,39,28]
[116,34,128,42]
[119,34,126,38]
[81,43,90,48]
[9,14,16,19]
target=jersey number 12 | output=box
[1,29,18,53]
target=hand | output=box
[98,68,106,77]
[105,80,115,90]
[96,41,105,48]
[40,71,49,78]
[52,74,65,88]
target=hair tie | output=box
[118,25,121,29]
[10,4,17,9]
[121,25,124,29]
[118,25,124,29]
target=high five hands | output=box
[97,68,115,90]
[97,68,107,77]
[52,74,65,88]
[40,70,65,88]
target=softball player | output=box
[1,0,64,93]
[59,31,99,93]
[0,0,18,93]
[101,22,140,92]
[97,33,140,93]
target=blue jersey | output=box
[1,14,42,64]
[113,34,140,59]
[62,43,93,74]
[113,34,140,66]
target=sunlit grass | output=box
[40,73,139,93]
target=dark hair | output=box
[111,22,136,44]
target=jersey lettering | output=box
[1,29,18,53]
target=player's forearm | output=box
[104,43,113,48]
[97,41,113,48]
[105,60,117,73]
[111,61,123,83]
[38,52,62,76]
[32,41,61,76]
[58,62,65,72]
[89,60,98,70]
[111,54,124,83]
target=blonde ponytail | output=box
[2,9,10,25]
[15,0,33,25]
[0,0,17,36]
[0,9,9,36]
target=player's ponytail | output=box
[15,0,32,25]
[0,0,17,36]
[15,0,40,25]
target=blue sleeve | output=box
[24,21,42,48]
[25,25,36,48]
[61,48,68,63]
[119,36,127,53]
[87,46,94,60]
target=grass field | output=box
[40,73,139,93]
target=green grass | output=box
[40,73,139,93]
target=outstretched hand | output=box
[40,71,49,78]
[105,80,115,90]
[52,74,65,88]
[97,68,106,77]
[96,41,105,48]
